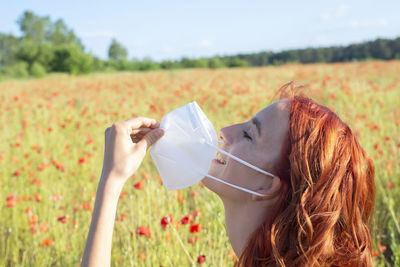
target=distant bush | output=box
[2,8,400,77]
[3,61,30,78]
[137,59,160,71]
[92,56,107,72]
[208,57,225,69]
[51,44,93,74]
[180,57,209,68]
[106,58,161,72]
[160,60,182,70]
[30,62,47,77]
[225,57,249,67]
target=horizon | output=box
[1,1,399,61]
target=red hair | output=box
[237,82,376,266]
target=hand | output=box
[101,116,164,186]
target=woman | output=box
[82,82,375,266]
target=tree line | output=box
[1,11,399,78]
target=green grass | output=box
[1,61,399,266]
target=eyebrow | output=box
[252,117,261,136]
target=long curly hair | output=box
[237,82,376,266]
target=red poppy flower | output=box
[81,201,92,211]
[25,207,33,213]
[197,255,206,264]
[190,223,202,233]
[28,214,38,225]
[57,216,68,224]
[137,252,146,260]
[78,157,86,165]
[37,163,46,171]
[181,214,194,225]
[41,238,53,247]
[142,172,151,180]
[7,199,16,207]
[7,193,18,207]
[30,224,38,234]
[134,180,145,190]
[40,222,49,233]
[34,193,41,203]
[161,214,173,230]
[7,193,16,200]
[193,210,202,218]
[86,139,94,145]
[387,181,394,189]
[137,226,151,238]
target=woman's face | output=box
[203,99,290,201]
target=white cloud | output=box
[349,18,388,29]
[82,31,115,38]
[319,4,349,21]
[133,41,145,47]
[336,4,349,17]
[199,39,213,47]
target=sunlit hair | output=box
[237,82,376,266]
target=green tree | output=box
[3,61,29,78]
[17,11,52,44]
[0,34,19,67]
[16,40,54,71]
[160,60,181,70]
[225,57,249,67]
[92,56,106,71]
[52,44,93,74]
[30,62,46,77]
[208,57,225,68]
[108,38,127,61]
[50,19,83,48]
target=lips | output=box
[214,151,226,165]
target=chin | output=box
[201,176,221,194]
[201,176,230,199]
[201,176,216,191]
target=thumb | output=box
[137,128,165,150]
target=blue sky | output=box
[1,0,399,61]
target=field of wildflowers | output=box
[1,61,399,266]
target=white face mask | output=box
[150,101,276,197]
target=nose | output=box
[218,127,229,145]
[219,122,245,145]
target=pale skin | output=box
[202,99,290,257]
[82,99,290,266]
[81,117,165,267]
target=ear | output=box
[251,176,282,201]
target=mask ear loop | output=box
[196,169,267,197]
[202,141,276,178]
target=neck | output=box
[222,198,269,258]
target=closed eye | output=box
[243,130,252,141]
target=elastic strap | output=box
[204,142,276,177]
[198,171,267,197]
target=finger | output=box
[130,127,153,136]
[122,117,160,133]
[105,127,111,144]
[130,128,153,143]
[137,128,165,150]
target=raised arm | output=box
[81,117,164,267]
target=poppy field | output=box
[1,61,399,266]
